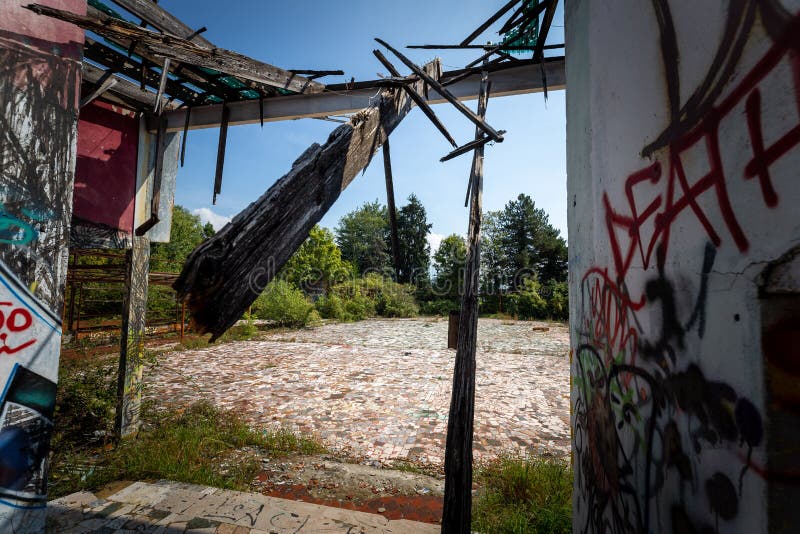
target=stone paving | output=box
[48,480,437,533]
[144,318,571,469]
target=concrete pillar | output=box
[0,0,84,530]
[566,1,800,532]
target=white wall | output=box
[566,0,800,532]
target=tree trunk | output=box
[174,60,441,340]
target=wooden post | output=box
[0,2,83,529]
[383,138,402,278]
[442,69,490,533]
[180,300,186,342]
[115,236,150,437]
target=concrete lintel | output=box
[157,59,565,133]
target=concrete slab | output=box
[48,480,438,533]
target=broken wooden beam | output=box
[173,60,443,340]
[213,103,230,205]
[383,138,402,276]
[534,0,559,62]
[442,67,490,534]
[460,0,521,46]
[26,3,325,94]
[373,49,457,148]
[109,0,215,47]
[80,73,118,108]
[440,130,504,164]
[376,38,504,142]
[82,62,173,110]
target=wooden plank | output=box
[460,0,520,46]
[173,59,443,340]
[383,138,401,275]
[376,38,504,142]
[109,0,214,47]
[534,0,559,62]
[442,67,490,534]
[213,104,230,205]
[27,4,325,94]
[80,74,117,108]
[159,59,565,132]
[82,61,173,110]
[373,49,457,148]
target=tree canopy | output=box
[396,194,432,284]
[432,234,467,300]
[335,200,391,275]
[281,225,352,292]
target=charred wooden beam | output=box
[407,43,564,50]
[373,49,457,148]
[173,60,443,339]
[213,104,230,205]
[440,130,504,164]
[27,3,325,94]
[82,61,172,110]
[109,0,214,47]
[80,72,117,108]
[460,0,521,46]
[534,0,559,62]
[376,38,504,142]
[442,68,490,534]
[383,138,401,275]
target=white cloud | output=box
[427,232,444,255]
[192,207,232,231]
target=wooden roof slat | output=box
[82,61,177,110]
[26,3,325,95]
[108,0,214,47]
[533,0,559,62]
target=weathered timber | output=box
[383,138,401,274]
[460,0,521,46]
[80,74,117,108]
[440,129,504,164]
[442,68,490,534]
[82,62,174,110]
[373,49,457,148]
[173,60,443,339]
[376,38,504,142]
[109,0,214,47]
[213,104,230,204]
[533,0,559,62]
[26,4,324,94]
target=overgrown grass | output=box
[50,351,325,499]
[472,456,572,534]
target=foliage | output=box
[150,206,209,272]
[419,299,460,316]
[50,397,325,499]
[544,280,569,321]
[396,194,432,284]
[432,234,467,301]
[318,273,417,321]
[472,456,573,534]
[252,279,319,327]
[506,278,548,320]
[335,200,391,275]
[281,225,353,292]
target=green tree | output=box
[335,200,391,275]
[281,225,353,292]
[432,234,467,300]
[495,194,567,289]
[150,206,208,272]
[395,194,432,285]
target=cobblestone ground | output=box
[144,318,570,470]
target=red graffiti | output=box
[604,19,800,282]
[0,301,36,355]
[581,268,643,369]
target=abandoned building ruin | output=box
[0,0,798,532]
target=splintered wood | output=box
[173,60,442,340]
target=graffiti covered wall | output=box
[566,1,800,532]
[0,0,84,529]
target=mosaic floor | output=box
[144,318,571,469]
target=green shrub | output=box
[322,273,418,321]
[252,280,317,327]
[507,278,548,320]
[544,280,569,321]
[420,299,459,316]
[472,456,572,534]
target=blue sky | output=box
[159,1,567,248]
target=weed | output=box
[472,456,572,534]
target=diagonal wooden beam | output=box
[460,0,521,46]
[82,61,174,110]
[26,3,325,94]
[173,60,443,340]
[373,49,457,148]
[376,38,504,142]
[109,0,214,46]
[534,0,559,62]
